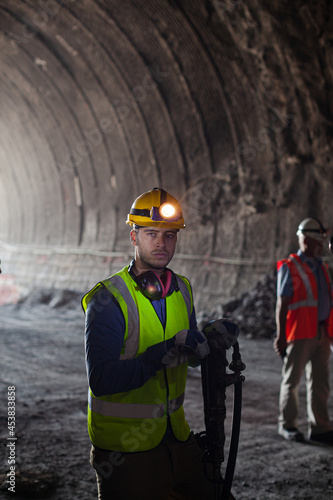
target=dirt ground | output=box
[1,302,333,500]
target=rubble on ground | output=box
[14,271,278,339]
[197,271,277,339]
[222,271,277,338]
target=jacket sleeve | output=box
[85,287,157,397]
[277,262,293,298]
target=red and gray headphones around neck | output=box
[128,261,178,300]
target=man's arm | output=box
[274,295,290,357]
[85,286,204,396]
[85,288,161,397]
[274,261,293,357]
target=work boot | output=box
[309,430,333,446]
[278,427,304,442]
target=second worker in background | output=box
[274,217,333,444]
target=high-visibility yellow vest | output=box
[82,266,193,452]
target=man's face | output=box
[300,234,325,258]
[130,227,178,274]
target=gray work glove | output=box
[161,329,210,365]
[141,329,210,373]
[203,318,239,350]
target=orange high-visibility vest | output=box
[277,253,333,342]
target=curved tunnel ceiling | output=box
[0,0,333,305]
[1,0,241,247]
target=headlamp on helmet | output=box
[159,203,176,219]
[126,188,185,229]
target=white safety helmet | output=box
[296,218,327,241]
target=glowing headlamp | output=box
[127,188,185,227]
[159,203,176,219]
[150,203,179,222]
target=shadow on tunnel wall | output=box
[0,0,332,313]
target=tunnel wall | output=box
[0,0,332,312]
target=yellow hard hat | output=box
[126,187,185,229]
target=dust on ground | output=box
[1,301,333,500]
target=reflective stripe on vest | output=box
[177,278,192,319]
[168,393,185,413]
[101,275,140,359]
[101,273,192,360]
[279,253,333,341]
[83,267,193,451]
[89,392,184,419]
[288,255,317,310]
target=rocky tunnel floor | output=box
[0,302,333,499]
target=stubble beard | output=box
[135,245,173,273]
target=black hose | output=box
[221,377,242,500]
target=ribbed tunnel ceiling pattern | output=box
[0,0,245,249]
[1,0,333,303]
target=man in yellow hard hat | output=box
[82,188,232,499]
[274,217,333,444]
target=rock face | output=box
[222,270,277,338]
[0,0,332,311]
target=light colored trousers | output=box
[279,327,331,434]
